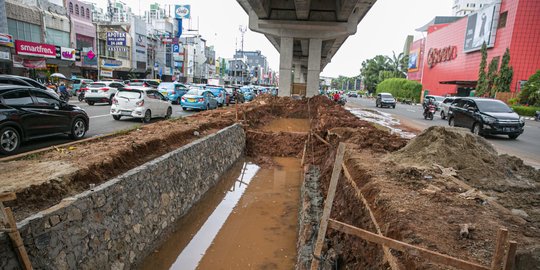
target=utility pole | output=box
[239,25,247,85]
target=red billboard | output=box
[15,40,56,58]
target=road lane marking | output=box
[407,109,416,112]
[89,114,110,119]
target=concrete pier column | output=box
[294,63,302,83]
[306,38,322,97]
[279,37,293,96]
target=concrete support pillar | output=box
[294,63,302,83]
[307,38,322,97]
[279,37,293,96]
[300,71,307,84]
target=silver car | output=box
[440,97,456,120]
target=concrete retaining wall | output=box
[0,124,245,270]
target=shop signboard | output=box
[0,51,10,61]
[0,34,14,47]
[427,46,458,68]
[15,40,56,58]
[464,4,498,53]
[82,47,97,66]
[100,69,113,77]
[101,59,123,68]
[175,5,191,19]
[60,47,77,61]
[106,32,127,46]
[13,56,47,69]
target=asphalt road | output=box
[347,97,540,168]
[2,97,196,157]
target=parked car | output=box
[71,78,93,95]
[448,97,525,139]
[158,82,189,104]
[0,85,89,154]
[84,81,124,105]
[180,88,218,111]
[110,87,172,123]
[127,79,160,88]
[439,97,456,120]
[375,93,396,108]
[206,86,227,106]
[0,75,58,98]
[240,86,255,102]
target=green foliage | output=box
[360,55,392,93]
[387,51,408,78]
[376,78,422,102]
[494,48,513,93]
[476,43,488,96]
[518,69,540,106]
[486,57,500,97]
[331,75,360,91]
[511,105,540,117]
[507,98,518,106]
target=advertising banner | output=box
[13,56,47,69]
[175,5,191,19]
[60,47,77,61]
[408,49,420,72]
[464,4,498,52]
[15,40,56,58]
[82,47,97,66]
[100,69,113,77]
[106,32,127,46]
[101,59,123,68]
[0,33,14,47]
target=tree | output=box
[493,48,513,93]
[518,69,540,106]
[476,43,488,96]
[360,55,392,93]
[387,51,408,78]
[486,57,500,97]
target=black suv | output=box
[448,97,524,139]
[0,85,89,154]
[376,93,396,108]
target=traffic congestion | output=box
[0,74,278,155]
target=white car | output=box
[110,86,172,123]
[85,81,124,105]
[440,97,456,120]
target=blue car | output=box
[206,86,227,107]
[181,88,219,111]
[158,82,189,104]
[241,86,255,101]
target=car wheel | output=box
[449,117,455,127]
[472,123,481,136]
[69,118,86,140]
[392,105,396,109]
[113,115,121,121]
[375,103,379,108]
[143,110,152,123]
[78,94,84,102]
[165,107,172,119]
[182,107,187,111]
[87,101,95,106]
[508,134,519,140]
[441,111,446,120]
[0,127,21,155]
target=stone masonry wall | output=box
[0,124,245,270]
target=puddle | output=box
[261,118,310,133]
[346,107,416,139]
[139,157,302,270]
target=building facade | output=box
[66,0,97,79]
[453,0,496,16]
[410,0,540,97]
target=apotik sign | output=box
[15,40,56,58]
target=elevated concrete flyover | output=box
[237,0,377,96]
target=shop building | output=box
[409,0,540,97]
[130,16,147,78]
[96,23,132,80]
[66,0,97,80]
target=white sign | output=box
[60,47,77,61]
[100,69,113,77]
[175,5,191,19]
[0,51,10,61]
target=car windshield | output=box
[73,79,81,84]
[159,83,175,90]
[129,82,144,86]
[117,91,142,99]
[433,96,445,102]
[381,94,393,98]
[89,83,106,87]
[475,100,513,113]
[186,89,201,96]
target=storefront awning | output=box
[439,80,477,86]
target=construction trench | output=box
[0,96,539,270]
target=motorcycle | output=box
[336,96,347,106]
[535,111,540,121]
[59,91,70,103]
[423,104,436,120]
[78,88,87,102]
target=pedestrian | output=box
[333,92,340,102]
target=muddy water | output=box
[261,118,310,133]
[139,157,302,270]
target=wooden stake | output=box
[301,135,309,166]
[491,228,509,270]
[329,219,490,270]
[311,132,331,146]
[310,143,346,270]
[4,207,33,270]
[503,241,517,270]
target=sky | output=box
[93,0,454,78]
